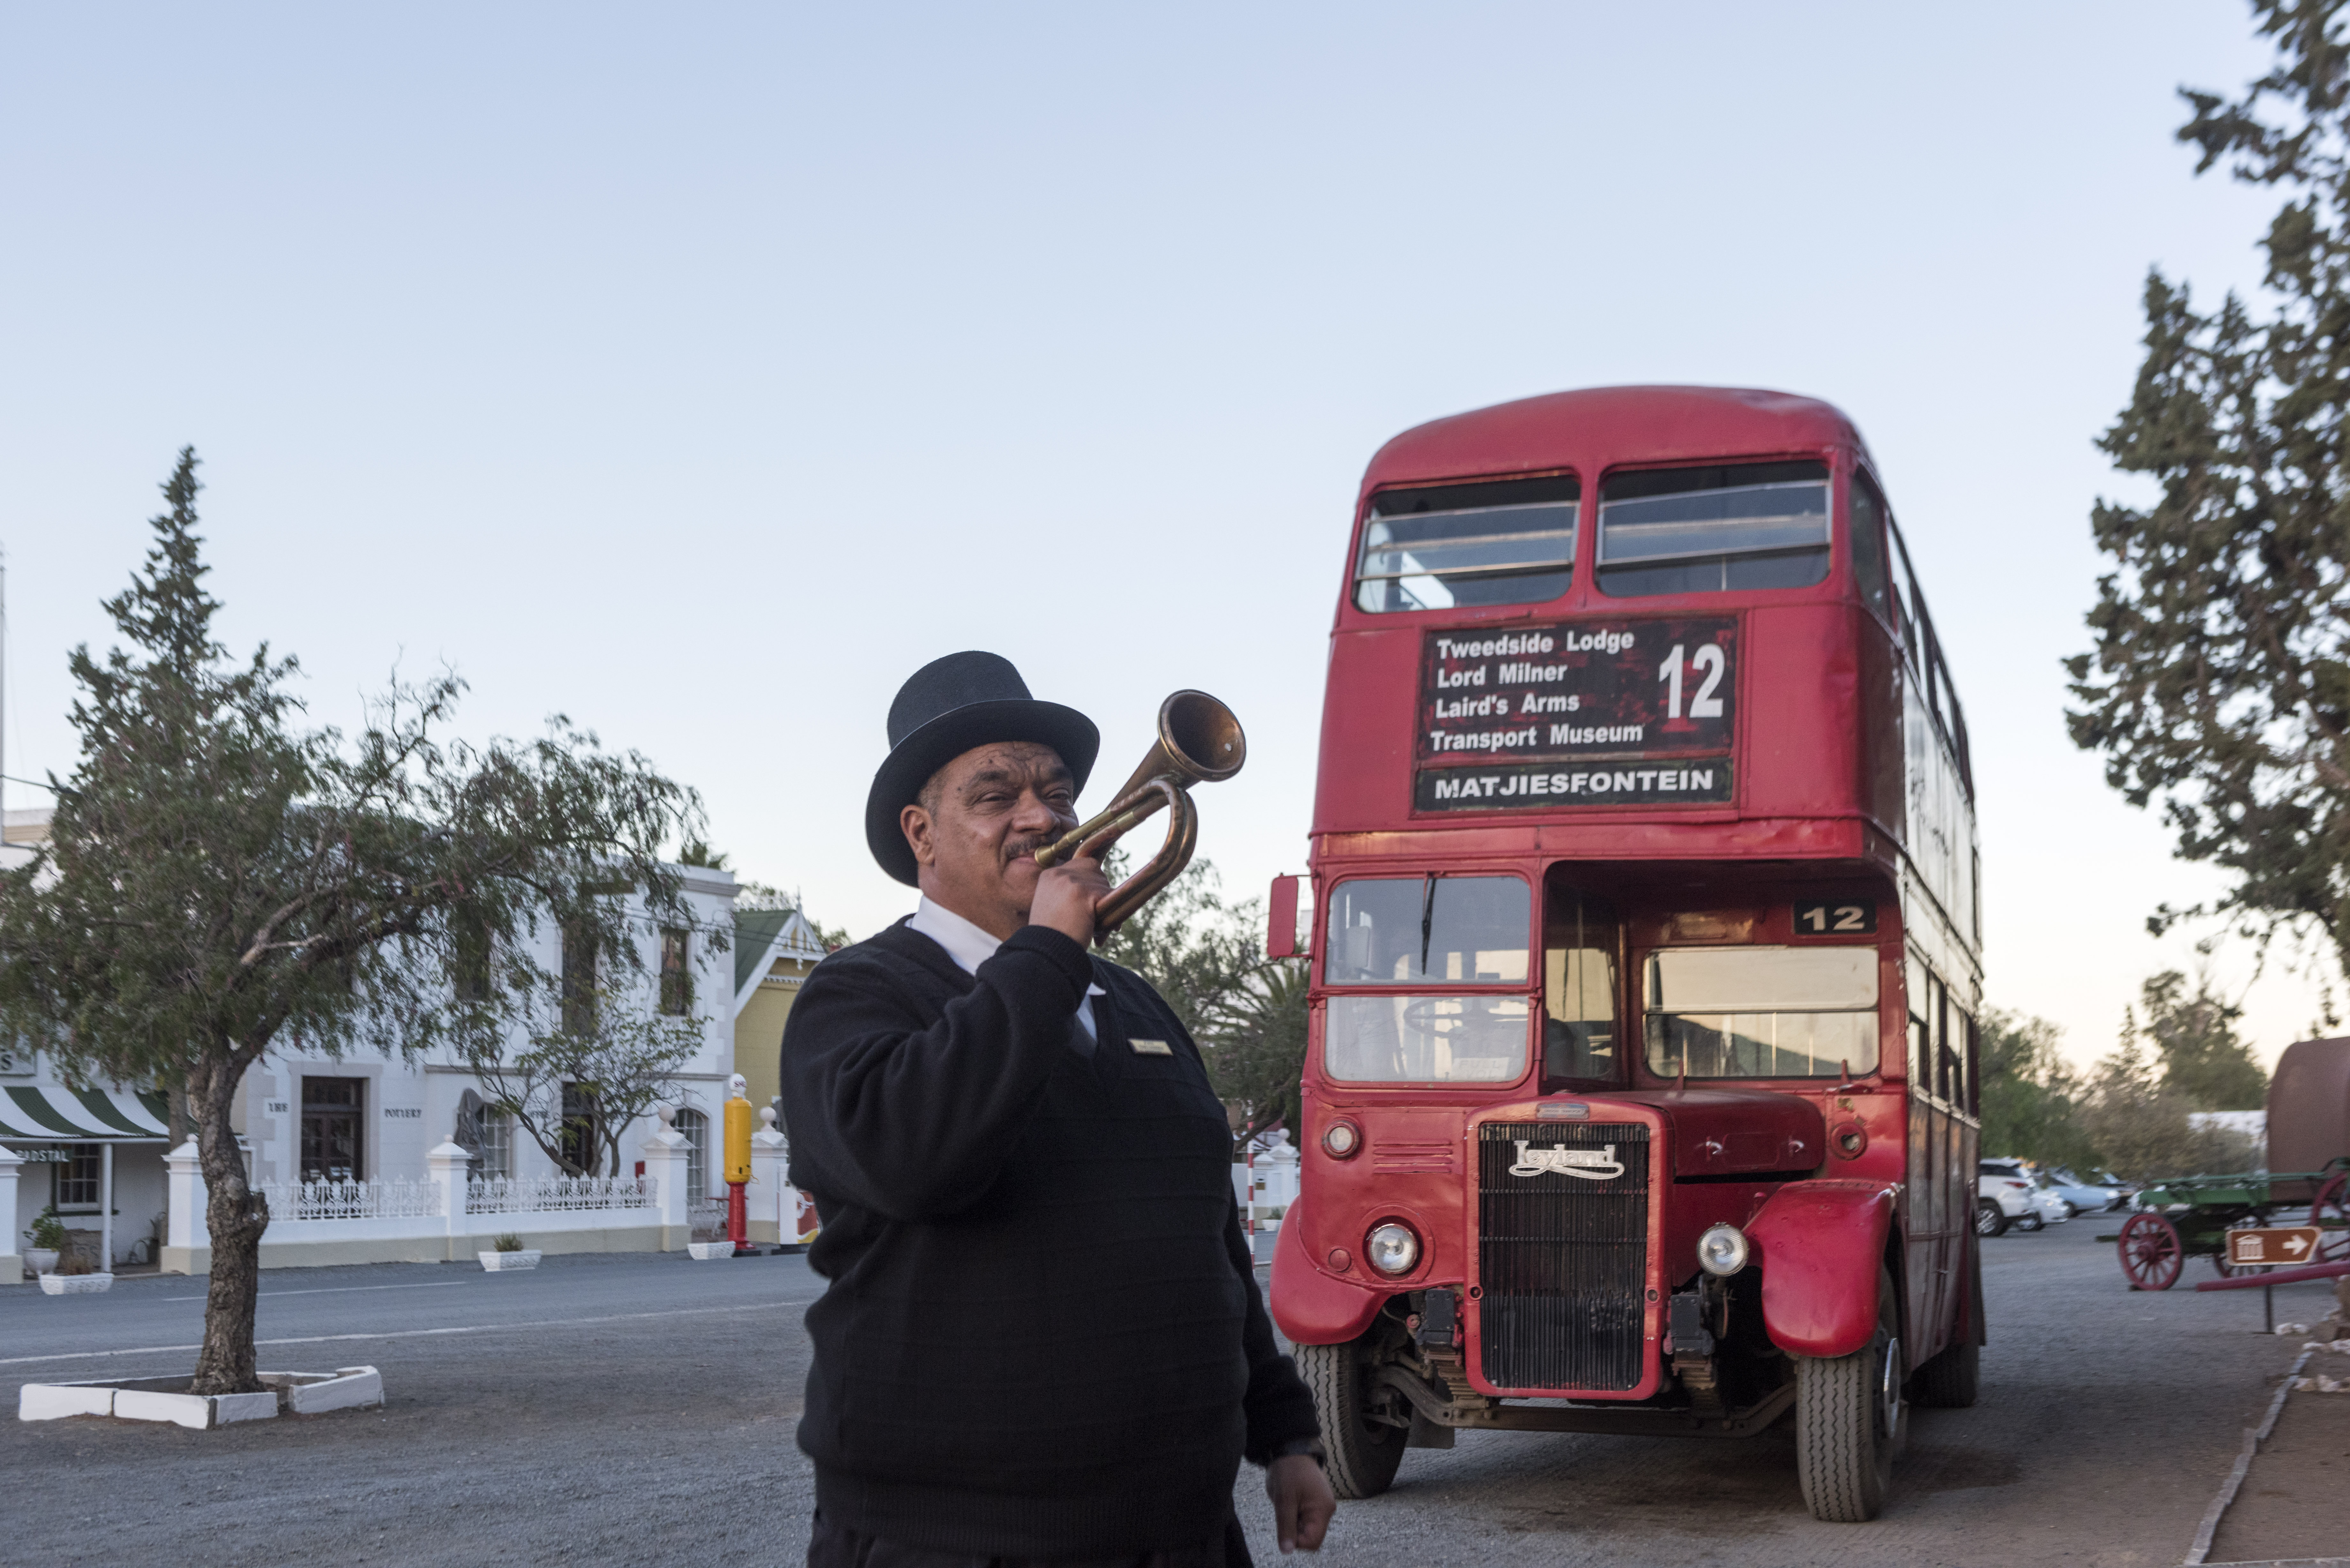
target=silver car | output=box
[2044,1168,2128,1216]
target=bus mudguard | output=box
[1744,1178,1900,1359]
[1269,1203,1387,1345]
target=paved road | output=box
[0,1220,2329,1566]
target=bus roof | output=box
[1361,385,1870,498]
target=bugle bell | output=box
[1032,690,1245,936]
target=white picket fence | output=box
[164,1126,796,1267]
[466,1175,655,1215]
[259,1178,445,1222]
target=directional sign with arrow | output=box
[2226,1226,2322,1266]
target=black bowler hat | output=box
[864,651,1100,887]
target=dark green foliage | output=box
[2068,1,2350,969]
[676,838,729,869]
[1977,1009,2096,1167]
[1099,854,1307,1144]
[2137,969,2269,1109]
[1977,988,2267,1178]
[0,450,704,1391]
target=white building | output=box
[3,806,824,1281]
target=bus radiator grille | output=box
[1474,1120,1651,1392]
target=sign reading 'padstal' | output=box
[2225,1226,2322,1266]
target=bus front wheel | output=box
[1796,1268,1905,1522]
[1292,1336,1406,1500]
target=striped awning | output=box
[0,1085,172,1142]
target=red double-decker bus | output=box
[1267,385,1983,1522]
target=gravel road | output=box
[2,1218,2331,1566]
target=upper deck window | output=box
[1353,476,1579,614]
[1642,944,1880,1079]
[1596,461,1831,598]
[1324,875,1530,986]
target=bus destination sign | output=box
[1414,616,1737,813]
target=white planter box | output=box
[38,1272,113,1296]
[24,1248,60,1275]
[478,1249,542,1271]
[18,1366,382,1427]
[686,1240,737,1260]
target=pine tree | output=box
[2068,1,2350,971]
[0,451,705,1393]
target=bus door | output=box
[1542,877,1623,1091]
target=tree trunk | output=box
[188,1053,268,1396]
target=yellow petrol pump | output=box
[724,1072,754,1256]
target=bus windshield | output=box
[1324,876,1530,985]
[1325,994,1532,1084]
[1642,945,1879,1079]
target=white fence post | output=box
[163,1139,205,1274]
[749,1106,788,1245]
[1262,1131,1300,1215]
[426,1141,472,1261]
[0,1142,21,1283]
[643,1108,689,1251]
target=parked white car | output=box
[1977,1164,2035,1236]
[2025,1178,2071,1228]
[1981,1157,2069,1231]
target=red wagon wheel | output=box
[2119,1212,2184,1291]
[2315,1172,2349,1265]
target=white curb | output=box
[16,1365,384,1427]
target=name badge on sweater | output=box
[1130,1038,1173,1056]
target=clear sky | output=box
[0,4,2329,1070]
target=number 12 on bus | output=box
[1271,385,1982,1525]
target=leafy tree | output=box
[2075,1029,2266,1180]
[2137,969,2269,1109]
[462,985,705,1177]
[1202,958,1310,1146]
[0,451,702,1395]
[735,877,853,950]
[1099,854,1307,1146]
[1977,1008,2097,1167]
[676,838,730,870]
[2069,3,2350,973]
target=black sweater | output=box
[779,919,1319,1557]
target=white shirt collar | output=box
[908,896,1107,1036]
[907,896,1006,977]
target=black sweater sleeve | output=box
[780,925,1095,1222]
[1223,1183,1324,1463]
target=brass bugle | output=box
[1032,690,1246,936]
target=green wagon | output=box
[2112,1161,2349,1290]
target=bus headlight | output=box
[1322,1120,1361,1159]
[1365,1222,1421,1276]
[1697,1223,1749,1277]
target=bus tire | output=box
[1292,1338,1406,1500]
[1974,1200,2007,1238]
[1796,1268,1904,1522]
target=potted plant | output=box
[478,1233,541,1271]
[22,1204,67,1276]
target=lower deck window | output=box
[1642,945,1879,1079]
[1325,994,1530,1083]
[54,1143,101,1209]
